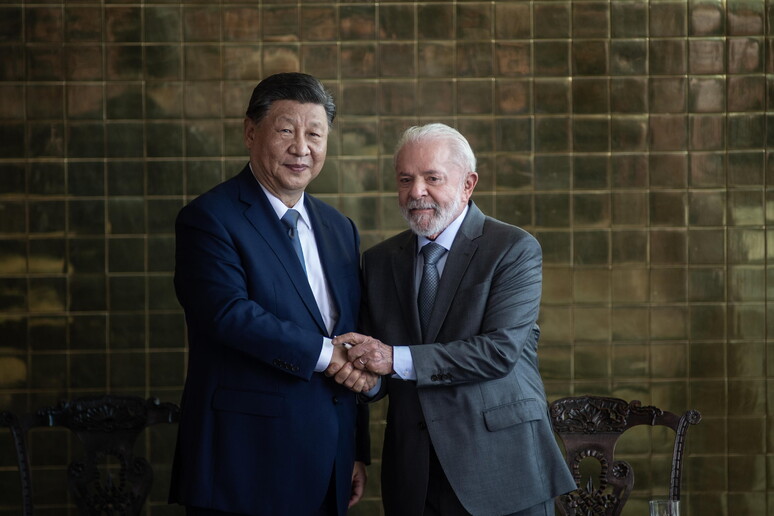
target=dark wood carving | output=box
[550,395,701,516]
[1,395,179,516]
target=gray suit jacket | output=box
[361,202,575,516]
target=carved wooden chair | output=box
[549,395,701,516]
[0,395,180,516]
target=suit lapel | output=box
[391,232,423,343]
[236,167,326,334]
[424,202,484,343]
[304,196,342,336]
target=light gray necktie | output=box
[418,242,446,338]
[281,209,306,274]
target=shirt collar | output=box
[416,203,469,254]
[250,164,310,229]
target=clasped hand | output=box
[325,333,393,393]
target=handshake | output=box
[324,332,393,393]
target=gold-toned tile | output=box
[106,7,142,43]
[573,117,609,152]
[66,7,102,42]
[539,305,572,341]
[379,80,415,116]
[536,117,570,153]
[727,0,764,36]
[535,193,569,228]
[612,230,647,264]
[728,303,765,340]
[418,42,454,77]
[573,40,608,75]
[650,77,686,113]
[495,3,530,39]
[26,7,63,43]
[456,80,492,114]
[301,44,338,79]
[650,229,686,264]
[262,44,300,77]
[728,76,766,111]
[650,2,687,37]
[572,2,609,38]
[689,0,725,36]
[610,40,647,75]
[534,3,569,39]
[379,5,414,40]
[534,40,570,76]
[728,190,764,226]
[611,115,647,151]
[688,228,725,264]
[574,192,610,228]
[339,4,375,41]
[651,341,688,376]
[457,3,492,41]
[300,6,336,41]
[728,37,764,73]
[380,42,415,77]
[221,8,259,42]
[727,341,766,378]
[573,78,608,114]
[573,230,609,265]
[728,113,766,149]
[495,42,529,77]
[728,152,764,186]
[611,2,647,38]
[457,41,493,77]
[497,79,531,115]
[649,114,687,151]
[573,343,610,378]
[418,4,453,40]
[688,268,725,303]
[690,114,725,150]
[689,152,725,186]
[689,39,726,74]
[649,39,687,75]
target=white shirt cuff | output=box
[315,337,334,372]
[392,346,416,380]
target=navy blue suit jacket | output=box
[170,166,365,515]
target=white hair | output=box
[393,123,477,173]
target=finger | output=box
[344,369,363,389]
[334,363,354,384]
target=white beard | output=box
[400,194,464,238]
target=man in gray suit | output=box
[331,123,576,516]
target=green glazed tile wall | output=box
[0,1,772,515]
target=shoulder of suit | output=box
[364,229,413,256]
[479,216,539,246]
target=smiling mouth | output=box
[285,164,309,172]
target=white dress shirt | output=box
[257,181,338,372]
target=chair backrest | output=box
[1,395,180,516]
[549,395,701,516]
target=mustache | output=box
[405,199,439,211]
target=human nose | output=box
[289,134,310,156]
[409,178,427,199]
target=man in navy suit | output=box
[170,73,374,516]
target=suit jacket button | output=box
[418,422,427,430]
[332,396,340,404]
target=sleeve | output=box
[409,232,543,388]
[174,201,325,380]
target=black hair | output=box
[245,72,336,126]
